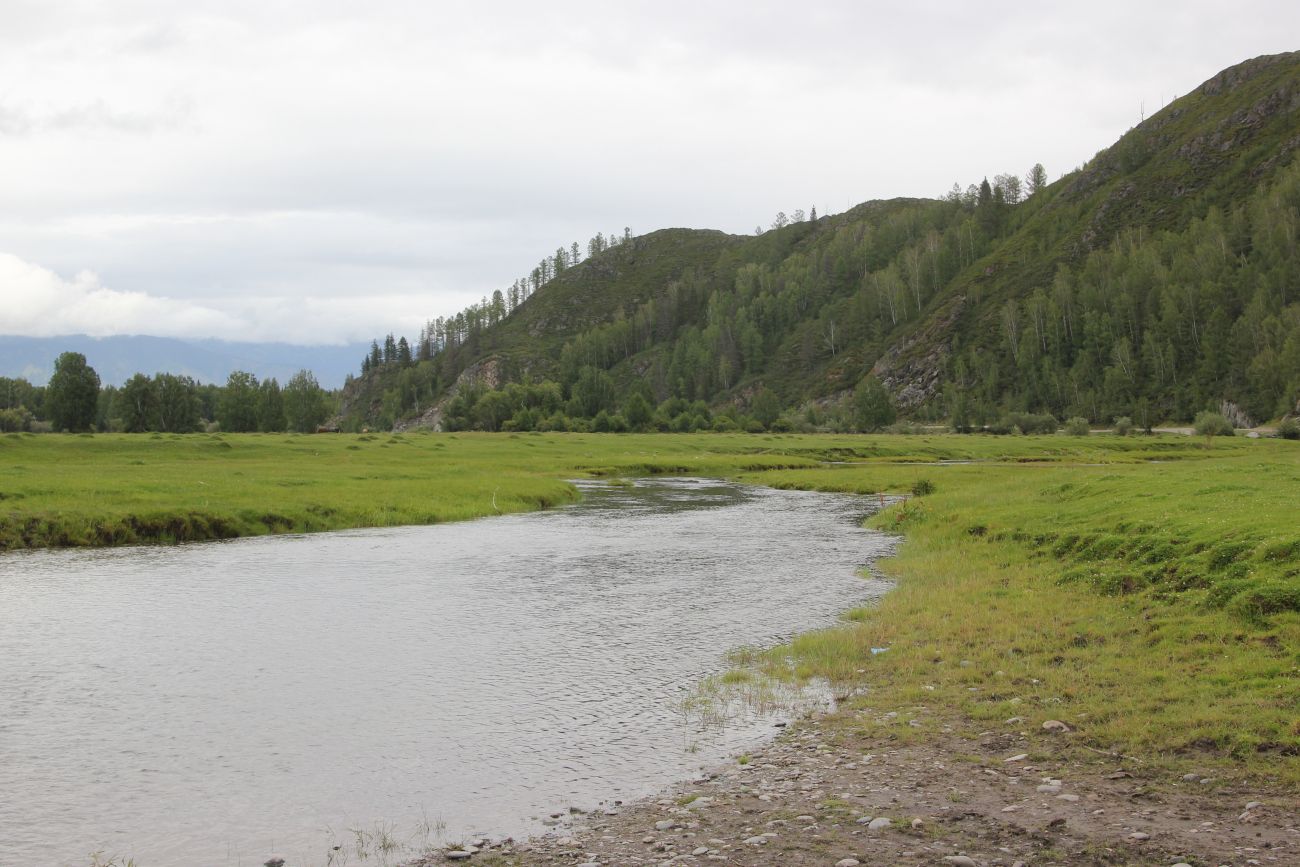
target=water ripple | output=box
[0,478,893,866]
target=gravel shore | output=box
[414,704,1297,867]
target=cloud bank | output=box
[2,1,1298,344]
[0,252,242,339]
[0,252,446,345]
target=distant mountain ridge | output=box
[0,334,369,389]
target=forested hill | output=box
[341,51,1300,433]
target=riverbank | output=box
[401,435,1297,865]
[737,446,1299,785]
[4,432,1296,773]
[0,430,1251,549]
[0,431,582,548]
[420,709,1297,866]
[3,432,1296,866]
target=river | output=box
[0,478,893,865]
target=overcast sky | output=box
[1,2,1297,346]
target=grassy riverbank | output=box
[0,430,856,547]
[3,430,1296,789]
[0,429,1255,548]
[0,431,592,548]
[740,442,1300,787]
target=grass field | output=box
[739,443,1300,787]
[3,429,1297,785]
[0,429,1255,549]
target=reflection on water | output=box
[0,478,893,866]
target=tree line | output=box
[343,227,637,430]
[358,148,1298,434]
[344,174,1060,432]
[359,227,635,377]
[0,353,334,433]
[434,373,897,434]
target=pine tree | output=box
[1027,162,1048,196]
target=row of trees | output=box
[944,163,1049,210]
[1,353,333,433]
[436,367,898,435]
[358,228,636,378]
[346,226,643,429]
[761,206,819,233]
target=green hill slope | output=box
[343,52,1300,433]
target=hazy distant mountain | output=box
[0,334,370,389]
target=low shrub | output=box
[1063,417,1090,436]
[1008,412,1059,435]
[911,479,936,497]
[1194,411,1235,438]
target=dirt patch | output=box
[416,707,1298,866]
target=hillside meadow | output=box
[1,430,1296,785]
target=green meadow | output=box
[740,441,1300,787]
[2,430,1296,784]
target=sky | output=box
[1,1,1297,347]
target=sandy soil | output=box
[416,707,1298,867]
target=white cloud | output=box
[1,2,1298,344]
[0,251,448,344]
[0,252,244,339]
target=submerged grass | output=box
[3,430,1297,787]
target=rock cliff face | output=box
[869,297,965,410]
[394,357,505,432]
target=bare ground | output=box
[415,706,1298,867]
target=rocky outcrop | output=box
[393,357,505,432]
[870,296,965,409]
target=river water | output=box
[0,478,893,866]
